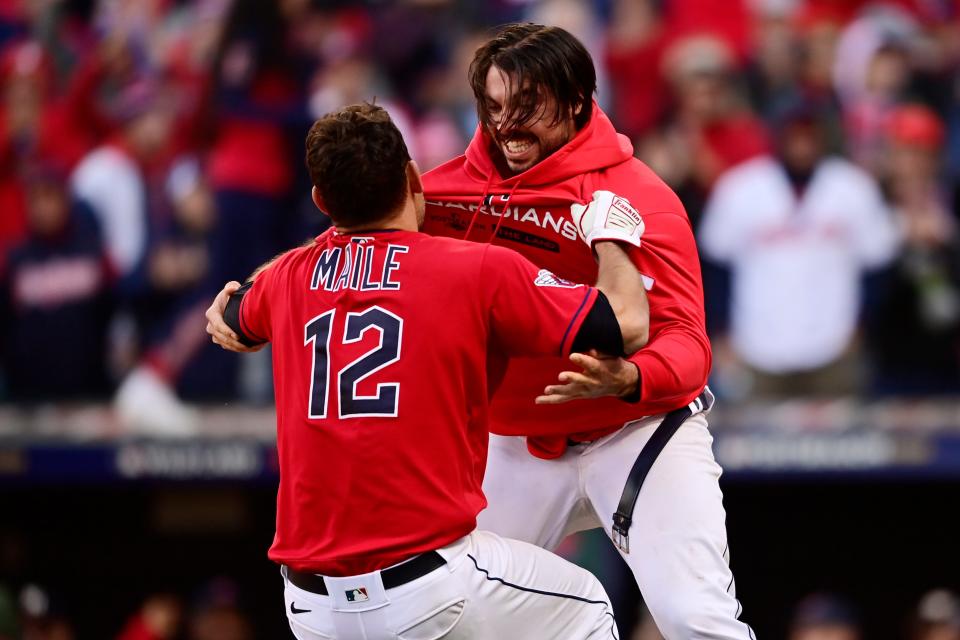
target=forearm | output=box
[626,326,711,408]
[594,241,649,353]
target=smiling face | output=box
[483,64,577,176]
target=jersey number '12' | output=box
[304,306,403,419]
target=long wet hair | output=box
[469,23,596,133]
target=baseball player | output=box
[208,103,653,639]
[419,24,755,639]
[208,25,754,640]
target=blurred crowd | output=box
[1,580,958,640]
[0,579,256,640]
[636,590,960,640]
[631,591,960,640]
[1,0,960,426]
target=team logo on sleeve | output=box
[345,587,369,602]
[534,269,582,289]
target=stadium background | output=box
[2,0,960,638]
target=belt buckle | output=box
[611,512,631,554]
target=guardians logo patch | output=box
[534,269,581,289]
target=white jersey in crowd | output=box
[71,146,147,278]
[699,155,900,373]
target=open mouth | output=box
[500,134,538,162]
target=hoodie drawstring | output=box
[462,174,522,245]
[463,172,496,241]
[488,180,522,243]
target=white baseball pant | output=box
[478,412,756,639]
[281,529,619,639]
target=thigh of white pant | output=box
[582,416,747,635]
[286,616,333,640]
[478,435,580,549]
[451,530,617,640]
[283,582,336,640]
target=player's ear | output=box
[406,161,423,196]
[311,186,331,220]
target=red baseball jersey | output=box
[423,104,712,458]
[236,228,597,575]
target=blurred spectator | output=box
[186,578,252,640]
[128,156,215,346]
[637,35,769,229]
[910,589,960,640]
[0,39,117,257]
[70,78,177,291]
[798,4,845,104]
[667,35,769,179]
[699,101,899,398]
[833,6,919,173]
[526,0,610,111]
[788,593,861,640]
[205,0,306,289]
[0,163,112,402]
[869,104,960,394]
[604,0,669,140]
[744,0,805,121]
[116,594,182,640]
[19,583,75,640]
[114,159,220,433]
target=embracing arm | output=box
[622,212,711,409]
[205,239,317,352]
[533,192,651,404]
[538,194,706,406]
[592,241,649,354]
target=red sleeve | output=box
[481,245,599,358]
[238,266,276,343]
[625,212,712,410]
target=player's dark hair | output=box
[305,103,411,227]
[469,23,596,133]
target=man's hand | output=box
[205,281,264,353]
[569,190,645,248]
[535,350,640,404]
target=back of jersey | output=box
[236,227,596,575]
[237,228,499,575]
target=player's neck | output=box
[334,200,418,234]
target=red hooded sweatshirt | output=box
[422,104,711,459]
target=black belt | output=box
[612,388,714,553]
[285,551,446,595]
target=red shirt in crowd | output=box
[236,228,597,575]
[423,104,711,459]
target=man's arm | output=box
[483,190,649,408]
[592,241,649,354]
[566,190,650,355]
[535,191,653,405]
[205,239,317,352]
[540,197,710,406]
[533,240,649,404]
[206,281,261,352]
